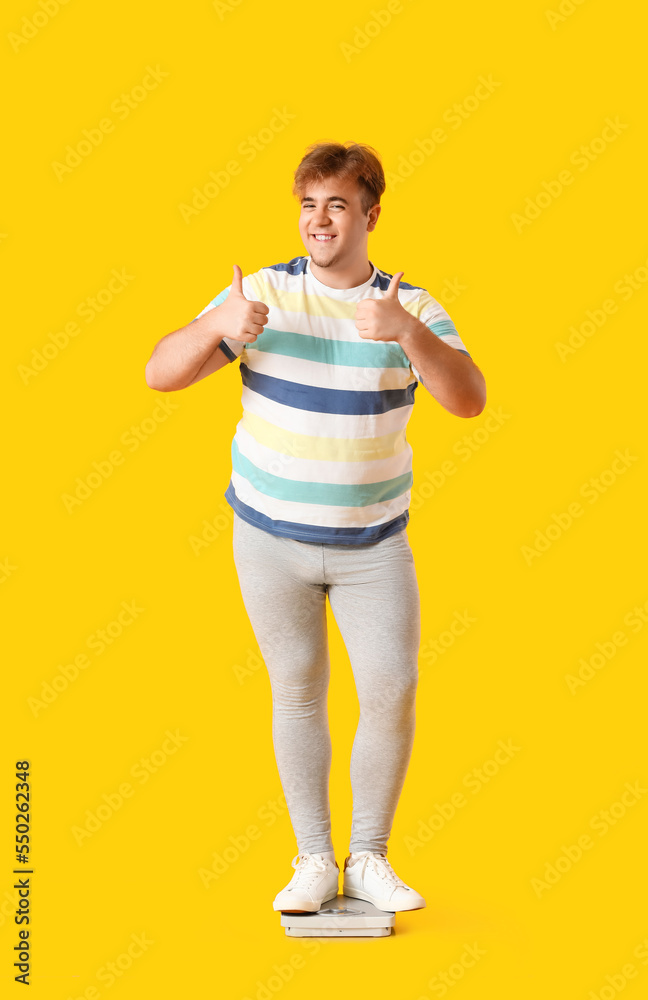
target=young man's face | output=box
[298,174,380,270]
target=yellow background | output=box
[3,0,647,996]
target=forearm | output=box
[399,317,486,417]
[145,307,227,392]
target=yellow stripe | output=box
[240,410,409,462]
[246,274,419,320]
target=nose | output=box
[311,206,332,227]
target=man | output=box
[145,141,486,915]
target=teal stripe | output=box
[232,440,413,507]
[427,319,458,338]
[247,328,410,369]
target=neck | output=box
[308,255,373,289]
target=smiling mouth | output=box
[311,234,336,242]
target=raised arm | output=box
[144,265,269,391]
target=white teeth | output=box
[314,235,334,240]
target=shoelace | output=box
[348,851,408,888]
[288,852,330,889]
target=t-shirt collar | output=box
[305,255,378,299]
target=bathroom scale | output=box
[280,894,395,937]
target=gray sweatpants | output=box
[231,510,421,855]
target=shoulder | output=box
[262,256,309,277]
[373,267,428,318]
[244,256,308,298]
[373,269,446,318]
[372,266,426,296]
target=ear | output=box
[367,204,381,233]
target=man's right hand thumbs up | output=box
[222,264,269,343]
[230,264,245,297]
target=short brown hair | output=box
[293,141,385,216]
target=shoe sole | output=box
[342,884,426,912]
[273,886,339,913]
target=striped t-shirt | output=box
[193,255,471,544]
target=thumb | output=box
[386,271,404,298]
[231,264,245,297]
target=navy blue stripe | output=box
[372,268,423,292]
[226,482,410,544]
[218,340,236,362]
[240,362,417,414]
[264,257,309,276]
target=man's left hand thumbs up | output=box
[355,271,410,343]
[385,271,405,298]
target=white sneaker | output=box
[343,851,426,912]
[272,853,340,912]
